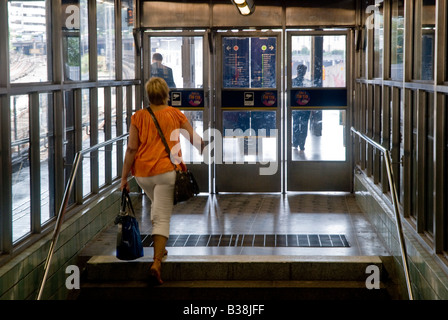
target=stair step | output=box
[79,255,392,300]
[79,280,389,300]
[85,255,384,282]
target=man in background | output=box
[292,64,311,151]
[151,53,176,88]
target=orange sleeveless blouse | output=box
[130,107,188,177]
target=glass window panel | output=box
[399,92,405,202]
[8,1,48,83]
[64,91,76,205]
[122,87,129,133]
[111,143,118,179]
[292,109,346,161]
[391,0,404,80]
[411,91,417,218]
[373,1,384,78]
[414,0,435,80]
[180,111,203,163]
[82,89,91,197]
[97,0,115,80]
[446,95,448,250]
[39,93,54,224]
[111,87,117,138]
[291,35,346,87]
[62,0,89,81]
[122,0,135,79]
[98,145,106,186]
[98,88,105,143]
[425,93,434,234]
[150,36,203,88]
[98,88,106,186]
[10,95,31,241]
[111,87,118,178]
[222,111,276,163]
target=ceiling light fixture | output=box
[231,0,255,16]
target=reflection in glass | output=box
[291,35,345,87]
[11,95,31,241]
[180,111,204,163]
[150,37,203,88]
[291,110,346,161]
[97,0,115,80]
[222,111,276,163]
[8,1,48,83]
[391,0,404,80]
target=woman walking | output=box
[120,77,204,284]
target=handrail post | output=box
[351,127,413,300]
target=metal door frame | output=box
[285,29,353,192]
[214,30,283,193]
[143,31,211,193]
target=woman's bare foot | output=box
[150,257,163,284]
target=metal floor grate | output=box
[141,234,350,248]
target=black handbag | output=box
[114,189,144,260]
[146,107,199,205]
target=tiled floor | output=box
[79,192,390,259]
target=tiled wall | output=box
[354,173,448,300]
[0,180,139,300]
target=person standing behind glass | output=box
[151,53,176,88]
[121,77,204,284]
[292,64,311,151]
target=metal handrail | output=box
[351,127,413,300]
[36,133,129,300]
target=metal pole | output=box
[36,152,83,300]
[384,150,414,300]
[36,133,129,299]
[351,127,413,300]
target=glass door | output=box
[215,32,281,192]
[144,32,209,192]
[287,31,351,191]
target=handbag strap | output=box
[121,189,136,217]
[146,107,177,170]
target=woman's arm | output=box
[120,124,139,191]
[180,120,205,154]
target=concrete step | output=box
[78,255,392,300]
[79,279,389,300]
[84,255,384,282]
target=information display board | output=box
[251,37,276,88]
[223,37,277,89]
[223,37,250,88]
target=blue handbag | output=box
[114,189,144,260]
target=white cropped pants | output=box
[135,170,176,239]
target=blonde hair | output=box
[145,77,169,105]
